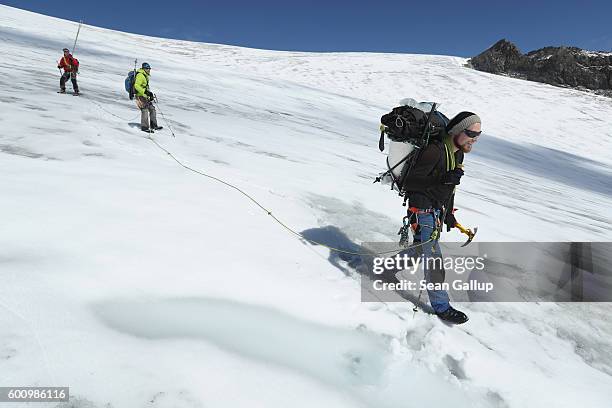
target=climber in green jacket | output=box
[134,62,162,133]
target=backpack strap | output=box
[442,136,456,171]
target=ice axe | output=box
[454,222,477,247]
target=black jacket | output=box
[402,140,464,210]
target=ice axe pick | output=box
[454,222,478,247]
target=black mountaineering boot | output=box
[436,306,469,324]
[141,127,154,133]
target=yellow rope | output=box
[146,136,434,256]
[84,94,434,256]
[84,97,444,319]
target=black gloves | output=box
[444,212,457,232]
[440,168,464,185]
[145,90,154,100]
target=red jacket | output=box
[58,54,79,73]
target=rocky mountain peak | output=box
[469,39,612,97]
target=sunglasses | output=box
[463,129,482,138]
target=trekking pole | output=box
[412,289,423,318]
[421,103,438,147]
[72,20,83,55]
[153,95,176,138]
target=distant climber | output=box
[57,48,79,95]
[134,62,163,133]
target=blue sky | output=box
[3,0,611,56]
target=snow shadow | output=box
[474,136,612,197]
[300,225,432,312]
[93,297,389,389]
[301,225,368,277]
[301,194,431,308]
[92,297,483,406]
[0,144,58,160]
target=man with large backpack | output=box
[134,62,162,133]
[402,111,482,324]
[57,48,79,95]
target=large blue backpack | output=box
[124,70,136,100]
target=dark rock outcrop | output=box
[469,39,612,96]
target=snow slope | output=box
[1,5,611,408]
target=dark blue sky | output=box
[3,0,611,56]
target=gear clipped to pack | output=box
[124,59,138,100]
[398,216,412,248]
[429,215,441,253]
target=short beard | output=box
[454,135,473,153]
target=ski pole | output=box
[72,20,83,55]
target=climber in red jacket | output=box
[57,48,80,95]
